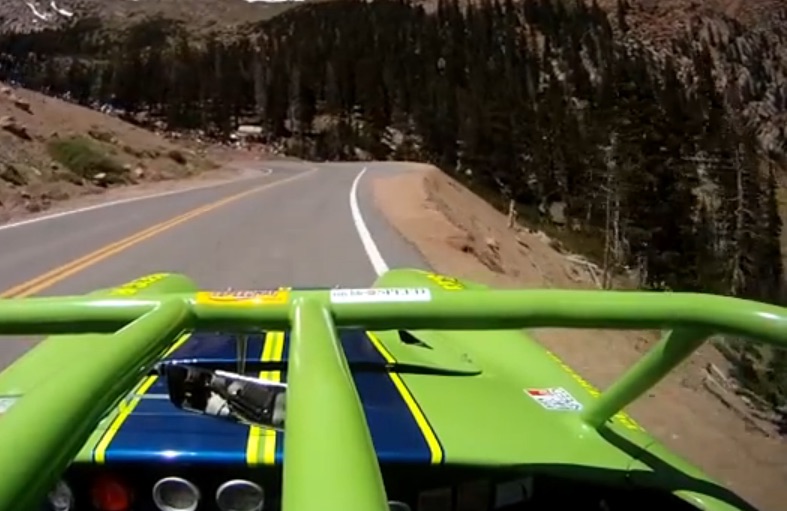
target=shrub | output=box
[46,135,127,184]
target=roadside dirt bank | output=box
[371,164,787,511]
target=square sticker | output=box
[525,387,583,411]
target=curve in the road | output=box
[0,166,317,298]
[0,161,422,299]
[350,166,389,277]
[0,160,431,370]
[0,168,275,233]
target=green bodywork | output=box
[0,268,784,511]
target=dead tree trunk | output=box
[601,133,620,290]
[730,143,746,296]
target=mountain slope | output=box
[0,81,216,222]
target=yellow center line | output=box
[0,168,317,299]
[0,168,315,465]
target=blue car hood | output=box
[89,328,443,466]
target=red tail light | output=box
[91,474,132,511]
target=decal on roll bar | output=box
[196,289,290,306]
[424,272,465,291]
[109,273,168,296]
[330,288,432,304]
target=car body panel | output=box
[76,328,441,466]
[0,270,768,511]
[65,271,689,486]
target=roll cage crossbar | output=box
[0,288,785,511]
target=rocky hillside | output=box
[611,0,787,161]
[596,0,787,41]
[0,81,216,222]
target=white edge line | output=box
[350,167,389,277]
[0,167,274,232]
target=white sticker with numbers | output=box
[330,287,432,304]
[525,387,583,411]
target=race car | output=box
[0,268,782,511]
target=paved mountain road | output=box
[0,160,430,369]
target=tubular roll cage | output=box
[0,289,785,511]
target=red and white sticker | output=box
[525,387,583,412]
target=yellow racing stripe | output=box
[246,331,285,465]
[93,332,192,463]
[366,332,444,464]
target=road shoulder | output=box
[0,151,293,228]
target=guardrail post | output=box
[581,328,709,430]
[283,297,388,511]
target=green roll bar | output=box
[0,288,785,511]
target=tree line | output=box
[0,0,785,421]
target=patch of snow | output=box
[26,1,50,20]
[50,1,73,17]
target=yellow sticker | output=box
[195,289,290,306]
[425,272,466,291]
[109,273,169,296]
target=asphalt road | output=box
[0,160,430,369]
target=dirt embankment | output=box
[372,165,787,511]
[0,82,225,223]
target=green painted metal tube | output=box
[0,297,155,335]
[282,297,389,511]
[191,290,787,343]
[0,300,190,511]
[0,291,784,347]
[326,291,787,345]
[581,328,709,429]
[0,280,782,511]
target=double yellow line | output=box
[0,168,316,299]
[246,331,285,465]
[0,168,316,462]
